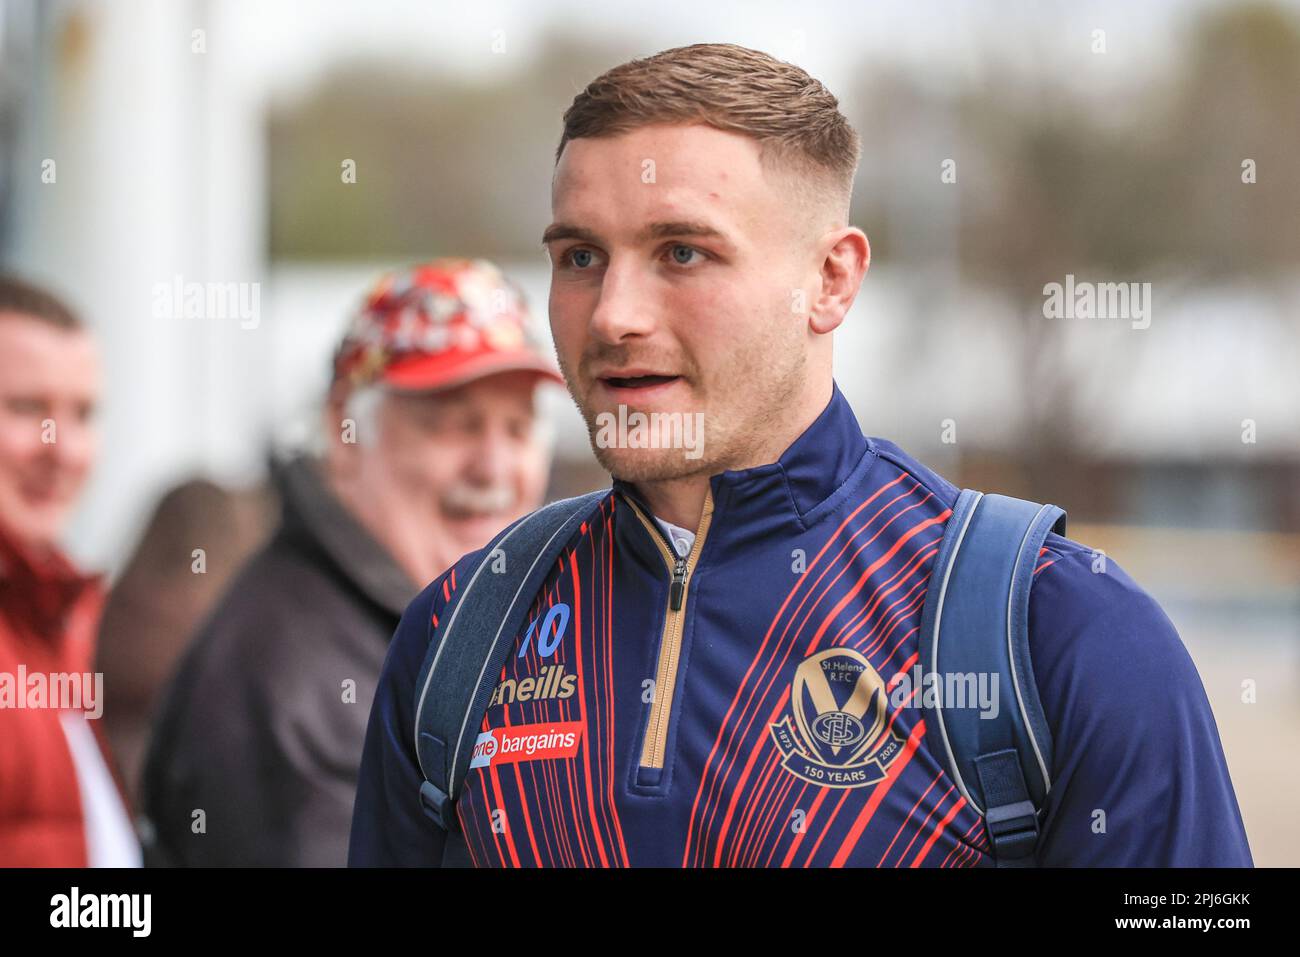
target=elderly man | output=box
[143,258,560,866]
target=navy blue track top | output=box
[350,382,1253,868]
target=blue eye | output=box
[670,244,697,265]
[567,248,594,269]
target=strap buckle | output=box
[984,798,1040,860]
[418,780,458,832]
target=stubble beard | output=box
[568,328,808,485]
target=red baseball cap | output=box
[332,258,564,393]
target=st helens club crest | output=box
[768,647,906,789]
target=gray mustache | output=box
[440,484,516,516]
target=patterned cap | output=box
[332,258,563,392]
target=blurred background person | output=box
[141,258,561,866]
[0,274,139,867]
[95,478,275,809]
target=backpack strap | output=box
[413,489,608,836]
[917,489,1066,867]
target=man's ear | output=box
[809,227,870,336]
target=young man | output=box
[0,275,139,866]
[350,46,1252,867]
[143,259,560,866]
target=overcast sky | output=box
[216,0,1267,107]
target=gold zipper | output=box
[624,487,714,770]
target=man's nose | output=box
[465,427,518,487]
[39,414,94,470]
[587,257,658,345]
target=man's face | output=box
[0,315,100,551]
[349,370,550,582]
[546,122,820,482]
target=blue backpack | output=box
[413,487,1065,867]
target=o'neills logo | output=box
[489,663,577,707]
[768,648,906,789]
[470,722,584,769]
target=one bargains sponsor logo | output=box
[469,721,584,769]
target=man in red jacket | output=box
[0,274,139,867]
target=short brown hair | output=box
[0,274,83,330]
[557,43,861,220]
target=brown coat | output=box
[141,456,418,866]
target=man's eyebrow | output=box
[540,220,734,247]
[541,223,600,246]
[638,220,731,244]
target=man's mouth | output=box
[21,476,74,507]
[598,372,682,392]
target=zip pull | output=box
[670,557,687,610]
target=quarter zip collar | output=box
[613,380,875,555]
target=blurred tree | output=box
[267,34,638,262]
[1160,2,1300,275]
[845,2,1300,475]
[946,2,1300,289]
